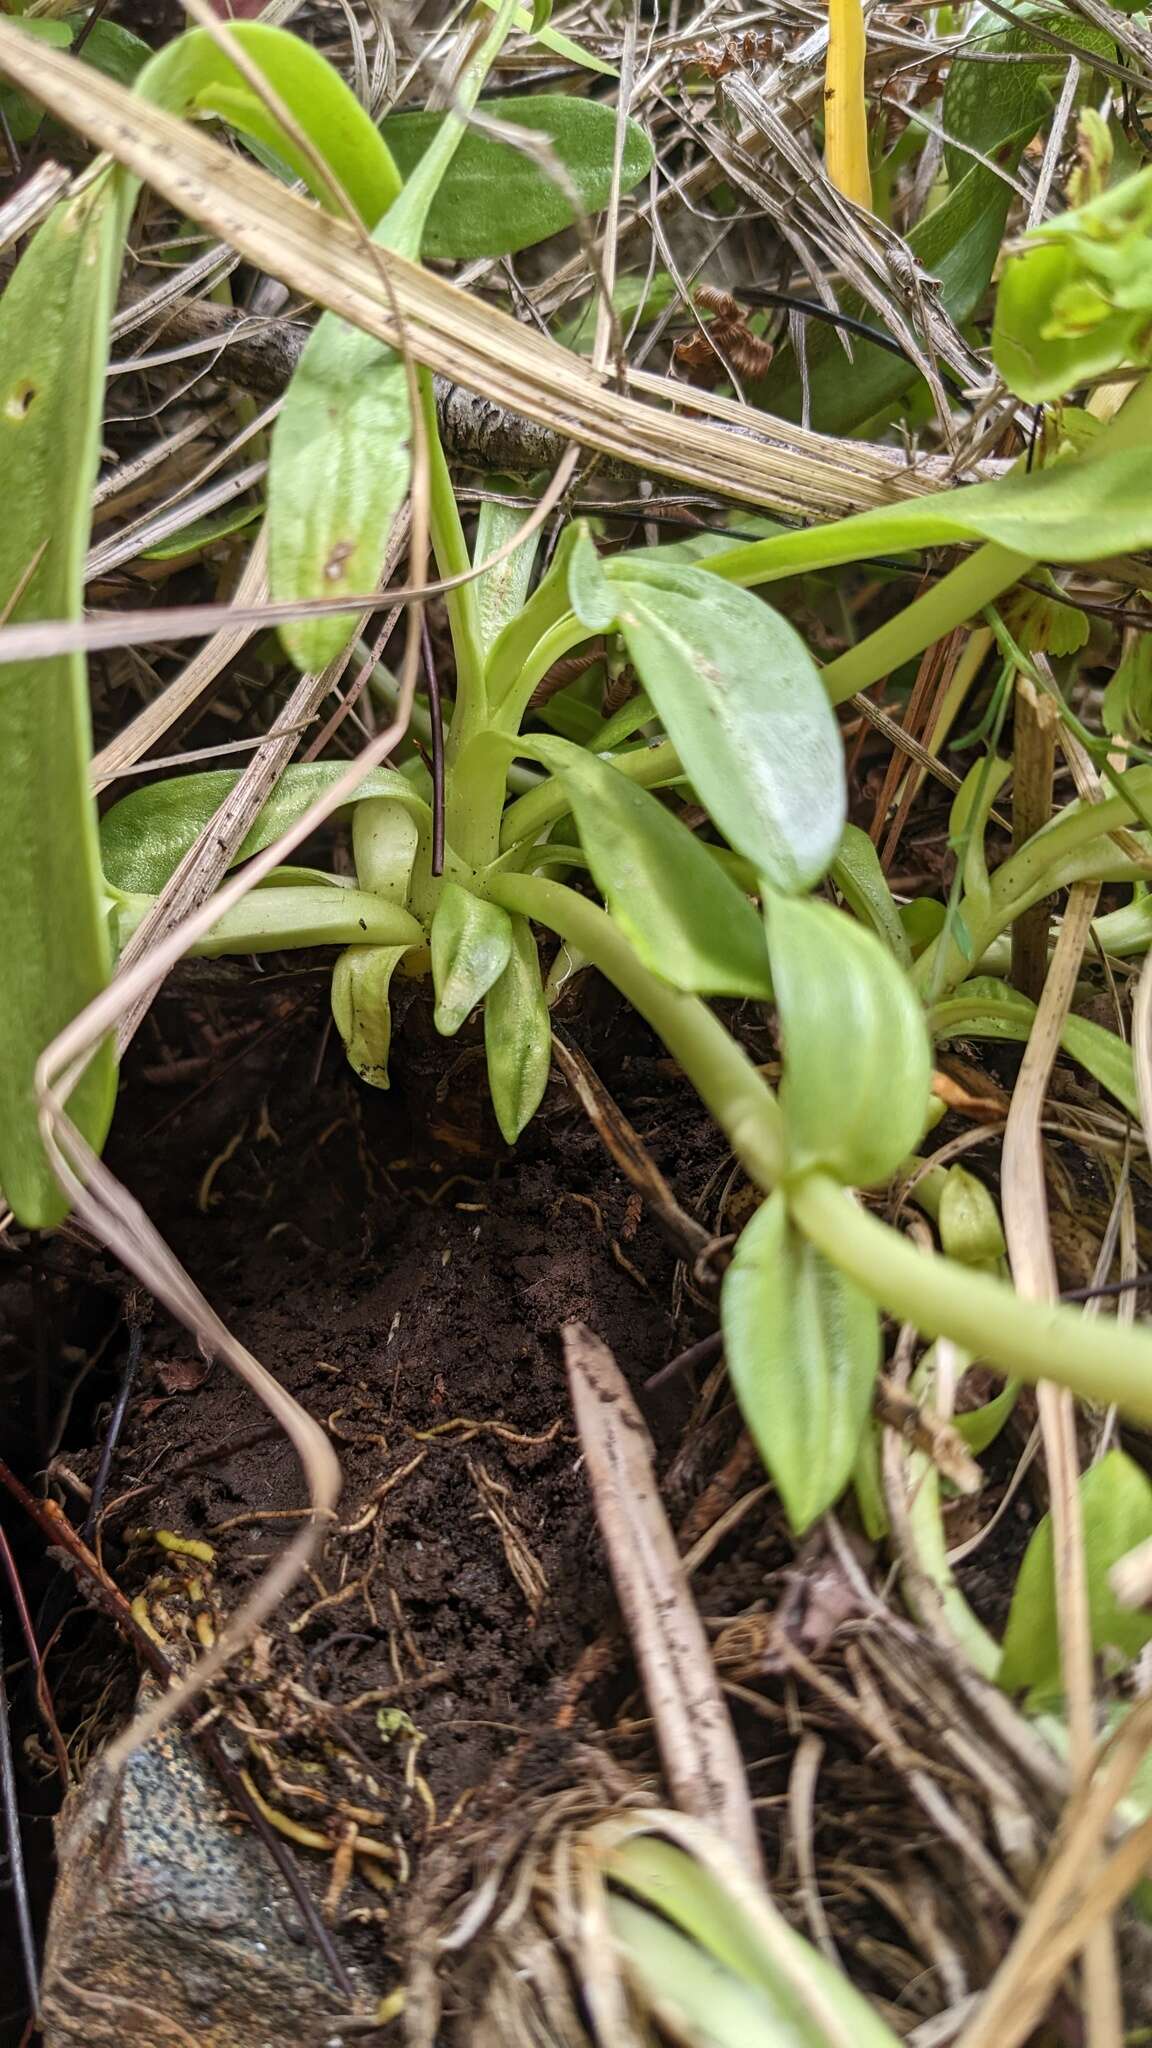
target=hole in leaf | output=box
[5,380,38,421]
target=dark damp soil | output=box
[0,957,734,2024]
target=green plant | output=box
[9,12,1152,1550]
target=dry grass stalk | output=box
[0,24,978,524]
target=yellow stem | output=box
[825,0,872,211]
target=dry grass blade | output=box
[0,24,963,524]
[999,877,1120,2046]
[551,1031,714,1266]
[563,1324,761,1880]
[90,527,270,790]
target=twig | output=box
[563,1323,762,1880]
[0,1521,69,1785]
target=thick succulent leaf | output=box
[603,560,845,892]
[378,95,652,259]
[430,882,514,1035]
[722,1188,880,1533]
[484,914,552,1141]
[766,890,932,1186]
[528,736,773,997]
[331,943,411,1089]
[100,764,428,896]
[999,1451,1152,1699]
[0,181,123,1226]
[115,886,420,959]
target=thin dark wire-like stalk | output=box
[83,1308,145,1546]
[0,1611,40,2029]
[422,614,445,878]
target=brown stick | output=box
[563,1324,762,1880]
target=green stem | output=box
[115,886,421,958]
[790,1171,1152,1421]
[821,545,1033,705]
[486,871,787,1190]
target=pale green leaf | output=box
[831,823,913,964]
[528,736,773,997]
[431,882,514,1035]
[484,913,551,1140]
[767,892,932,1186]
[101,764,429,896]
[999,1450,1152,1699]
[609,1834,900,2047]
[930,975,1138,1118]
[332,943,411,1088]
[722,1188,880,1533]
[116,885,420,959]
[138,24,400,227]
[604,560,845,891]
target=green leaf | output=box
[484,913,551,1141]
[994,160,1152,402]
[485,522,585,712]
[567,522,618,632]
[608,1834,902,2048]
[604,560,845,891]
[0,19,71,144]
[100,764,429,896]
[1102,634,1152,742]
[0,180,124,1227]
[331,943,411,1088]
[937,1166,1006,1266]
[831,823,913,965]
[704,443,1152,590]
[473,476,544,656]
[138,24,401,227]
[722,1188,880,1533]
[378,94,651,260]
[942,10,1113,191]
[267,8,514,669]
[768,892,932,1186]
[527,736,773,997]
[999,1450,1152,1699]
[721,1187,873,1540]
[141,500,263,560]
[74,18,150,90]
[930,975,1139,1118]
[351,797,421,903]
[430,882,514,1035]
[116,884,420,959]
[477,0,618,75]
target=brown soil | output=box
[3,957,730,2024]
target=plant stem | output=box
[821,545,1033,705]
[486,871,787,1189]
[789,1171,1152,1420]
